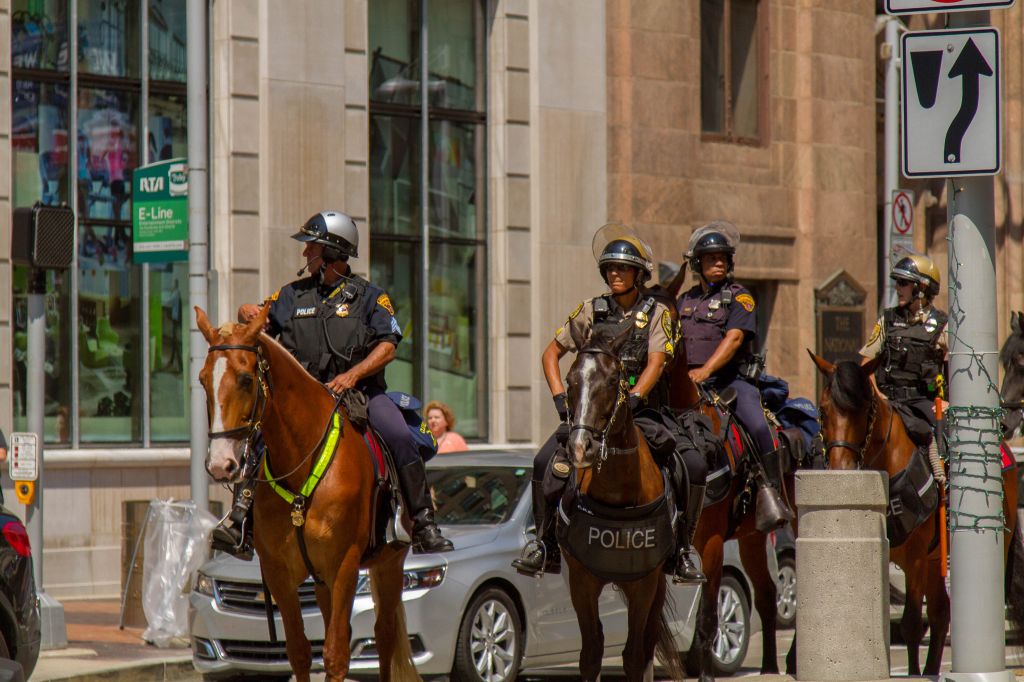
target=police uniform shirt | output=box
[860,306,948,360]
[676,282,757,368]
[554,297,675,358]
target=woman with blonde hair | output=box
[425,401,468,453]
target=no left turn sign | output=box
[892,190,915,235]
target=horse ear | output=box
[807,349,834,376]
[569,319,588,353]
[861,354,883,378]
[609,321,634,355]
[195,307,218,345]
[243,303,271,339]
[1014,311,1023,336]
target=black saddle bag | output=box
[887,448,940,548]
[662,407,730,506]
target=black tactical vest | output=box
[875,306,947,400]
[591,295,667,408]
[277,277,385,390]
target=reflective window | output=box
[149,0,186,82]
[12,80,70,207]
[78,0,140,78]
[78,87,139,221]
[701,0,763,142]
[150,263,188,441]
[148,93,187,162]
[369,0,487,439]
[12,0,70,71]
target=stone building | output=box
[0,0,1020,596]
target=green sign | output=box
[132,157,189,263]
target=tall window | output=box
[701,0,764,143]
[11,0,189,445]
[369,0,487,439]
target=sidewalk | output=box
[31,600,194,682]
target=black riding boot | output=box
[754,447,794,533]
[397,459,454,553]
[673,484,707,584]
[512,481,561,576]
[211,479,256,561]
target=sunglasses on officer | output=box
[893,278,916,288]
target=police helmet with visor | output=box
[291,211,359,261]
[598,238,654,285]
[685,221,740,273]
[890,253,940,298]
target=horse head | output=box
[809,351,882,470]
[565,321,634,470]
[1000,310,1024,438]
[196,305,271,482]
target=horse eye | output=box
[237,373,255,390]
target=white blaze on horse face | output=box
[570,358,599,467]
[208,357,243,480]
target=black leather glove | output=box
[555,422,571,446]
[628,393,643,413]
[553,392,569,421]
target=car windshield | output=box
[427,466,530,525]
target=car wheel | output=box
[451,587,523,682]
[712,574,751,675]
[776,553,797,629]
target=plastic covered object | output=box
[141,499,217,647]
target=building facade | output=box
[1,0,1022,597]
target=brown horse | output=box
[665,333,793,682]
[196,306,421,682]
[561,323,686,682]
[810,352,1024,675]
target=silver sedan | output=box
[189,450,760,681]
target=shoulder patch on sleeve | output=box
[735,293,755,312]
[569,301,584,319]
[867,321,882,346]
[661,309,673,338]
[377,293,395,316]
[270,289,280,302]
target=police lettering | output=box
[293,307,316,317]
[586,526,657,550]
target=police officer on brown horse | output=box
[677,221,793,532]
[860,253,948,485]
[512,230,708,584]
[211,210,453,557]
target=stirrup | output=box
[672,548,707,585]
[512,539,560,576]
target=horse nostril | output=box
[224,460,237,475]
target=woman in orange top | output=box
[425,401,468,454]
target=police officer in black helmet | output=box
[211,211,453,557]
[512,228,708,584]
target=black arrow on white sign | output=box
[944,38,993,164]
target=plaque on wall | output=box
[815,270,868,388]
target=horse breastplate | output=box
[876,307,946,397]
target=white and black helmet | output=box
[292,211,359,260]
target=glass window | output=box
[77,0,140,78]
[429,120,482,239]
[12,0,70,71]
[148,92,187,162]
[78,87,139,221]
[12,80,70,207]
[370,115,422,237]
[370,240,418,391]
[149,0,186,82]
[701,0,762,142]
[369,0,422,106]
[150,263,188,442]
[427,0,481,111]
[78,225,142,443]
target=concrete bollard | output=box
[796,470,890,681]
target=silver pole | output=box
[26,273,45,590]
[418,0,430,401]
[943,13,1010,682]
[69,0,80,448]
[187,0,209,511]
[883,16,900,307]
[141,0,151,447]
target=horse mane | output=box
[583,324,626,355]
[827,360,873,413]
[1001,328,1024,371]
[256,332,330,394]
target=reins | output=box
[823,394,895,468]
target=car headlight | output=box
[194,571,216,597]
[355,566,446,596]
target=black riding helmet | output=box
[598,238,654,286]
[689,231,735,271]
[292,211,359,262]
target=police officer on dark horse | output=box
[675,222,793,532]
[211,210,453,558]
[512,226,708,584]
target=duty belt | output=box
[881,384,929,401]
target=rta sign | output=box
[886,0,1015,14]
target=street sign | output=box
[901,28,1000,178]
[132,157,189,263]
[887,0,1014,14]
[9,433,38,482]
[892,190,915,235]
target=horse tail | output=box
[368,564,422,682]
[656,592,688,682]
[1005,513,1024,646]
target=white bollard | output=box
[796,470,890,681]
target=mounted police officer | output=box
[512,229,708,584]
[211,210,453,557]
[677,221,793,533]
[860,253,948,485]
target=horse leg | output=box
[369,549,421,682]
[263,564,314,682]
[567,560,605,682]
[899,561,926,676]
[738,532,779,673]
[923,558,950,675]
[690,533,725,682]
[320,546,362,682]
[620,575,663,682]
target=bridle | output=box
[206,343,272,480]
[568,347,637,472]
[822,393,893,469]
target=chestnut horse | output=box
[665,337,794,682]
[196,306,421,682]
[561,323,686,682]
[811,353,1024,674]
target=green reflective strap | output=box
[264,411,342,505]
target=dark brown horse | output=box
[196,306,421,682]
[561,323,686,682]
[811,353,1024,675]
[665,332,793,682]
